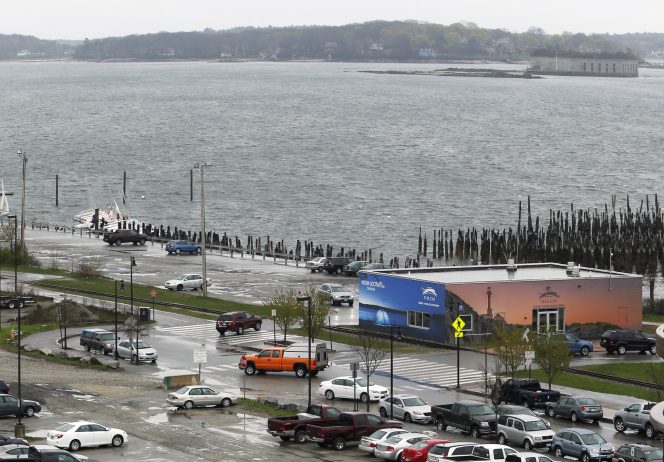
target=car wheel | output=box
[547,407,556,417]
[650,345,657,355]
[582,452,591,462]
[69,440,81,452]
[175,248,181,254]
[255,321,262,331]
[139,238,146,245]
[580,346,590,356]
[23,406,35,417]
[554,447,563,458]
[523,439,532,450]
[404,413,412,423]
[237,326,244,335]
[17,300,24,309]
[571,411,578,422]
[360,393,369,403]
[244,364,256,376]
[617,345,627,355]
[335,268,342,274]
[614,418,625,432]
[325,390,335,400]
[295,429,307,444]
[131,354,138,364]
[7,301,16,309]
[85,345,91,352]
[498,434,507,445]
[221,398,232,408]
[646,423,656,439]
[379,407,388,417]
[469,426,480,439]
[111,435,124,447]
[348,301,353,306]
[197,247,202,254]
[176,284,183,291]
[521,399,530,408]
[333,436,346,451]
[184,400,194,410]
[114,351,120,359]
[295,366,307,378]
[436,419,447,431]
[114,240,122,246]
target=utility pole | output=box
[17,150,27,246]
[195,162,211,298]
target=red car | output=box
[401,439,449,462]
[216,311,262,335]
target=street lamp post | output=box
[130,256,136,316]
[8,215,23,437]
[17,150,27,247]
[389,325,402,419]
[194,162,211,298]
[114,279,125,359]
[296,293,312,410]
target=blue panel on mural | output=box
[359,272,449,342]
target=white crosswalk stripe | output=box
[154,322,308,346]
[333,355,492,390]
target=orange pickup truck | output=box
[239,342,331,378]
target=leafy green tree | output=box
[533,333,572,390]
[296,285,331,340]
[263,288,300,341]
[493,325,528,378]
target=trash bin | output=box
[139,307,150,321]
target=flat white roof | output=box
[364,262,639,285]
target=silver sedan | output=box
[167,385,237,410]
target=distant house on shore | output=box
[529,49,639,77]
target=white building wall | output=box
[530,56,638,76]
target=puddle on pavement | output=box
[145,412,170,424]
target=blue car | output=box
[165,240,201,255]
[563,333,594,356]
[551,428,614,462]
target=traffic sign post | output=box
[271,309,277,345]
[194,344,207,382]
[149,289,157,321]
[452,314,467,389]
[350,363,359,410]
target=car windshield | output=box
[524,420,548,431]
[174,275,188,280]
[411,441,430,449]
[403,397,427,406]
[645,449,663,461]
[99,333,115,341]
[469,405,494,415]
[369,430,387,439]
[385,435,404,444]
[355,378,371,387]
[55,424,75,432]
[505,407,536,417]
[578,398,598,406]
[580,433,606,445]
[133,341,152,349]
[330,286,347,293]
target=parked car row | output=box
[305,256,390,275]
[79,328,158,363]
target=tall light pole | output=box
[130,256,136,316]
[389,325,402,419]
[296,293,312,410]
[114,279,125,359]
[194,162,211,298]
[17,150,27,247]
[8,215,23,437]
[609,248,613,291]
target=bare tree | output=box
[122,315,151,364]
[298,284,330,340]
[646,363,664,401]
[493,325,528,378]
[350,330,386,411]
[262,288,300,341]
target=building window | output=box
[606,63,609,73]
[407,310,430,329]
[591,63,594,72]
[613,63,616,73]
[583,62,587,72]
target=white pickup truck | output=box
[613,402,661,439]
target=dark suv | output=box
[323,257,353,275]
[216,311,262,335]
[103,229,148,246]
[600,329,657,355]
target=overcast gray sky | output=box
[3,0,662,40]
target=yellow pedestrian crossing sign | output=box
[452,316,466,332]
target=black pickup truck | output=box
[430,400,497,438]
[0,295,34,309]
[305,411,402,451]
[102,229,147,246]
[501,378,560,408]
[267,404,342,444]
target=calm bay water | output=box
[1,61,664,259]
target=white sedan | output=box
[305,256,327,273]
[318,376,388,403]
[46,421,128,452]
[374,432,429,461]
[359,428,409,455]
[164,273,211,291]
[166,385,237,409]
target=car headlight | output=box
[534,436,542,441]
[480,422,489,427]
[590,448,599,454]
[413,411,423,415]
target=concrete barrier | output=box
[163,374,200,389]
[650,324,664,433]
